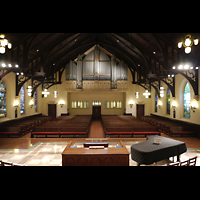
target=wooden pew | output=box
[0,126,24,137]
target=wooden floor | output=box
[0,119,200,149]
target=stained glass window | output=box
[0,80,6,118]
[20,86,25,114]
[184,82,190,118]
[34,90,37,112]
[167,87,170,114]
[155,91,158,112]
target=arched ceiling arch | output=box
[1,33,200,97]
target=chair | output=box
[2,161,13,166]
[168,162,180,166]
[180,159,189,166]
[13,163,24,166]
[188,156,197,166]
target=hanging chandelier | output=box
[178,34,198,54]
[143,90,151,98]
[42,89,50,97]
[0,34,12,54]
[27,85,32,96]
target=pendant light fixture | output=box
[0,34,12,54]
[178,34,199,54]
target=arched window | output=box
[34,90,37,112]
[166,87,170,114]
[184,82,190,118]
[20,86,25,114]
[155,91,158,112]
[0,80,6,118]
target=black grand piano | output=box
[131,135,187,166]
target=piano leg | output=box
[137,163,140,166]
[177,155,180,162]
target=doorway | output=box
[48,104,57,120]
[136,104,144,118]
[92,106,101,120]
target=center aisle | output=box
[88,120,105,138]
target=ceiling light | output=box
[117,40,119,42]
[2,63,6,67]
[0,34,12,54]
[36,49,39,52]
[42,89,50,97]
[8,64,12,67]
[143,90,151,98]
[178,65,183,69]
[27,85,32,96]
[178,34,198,54]
[184,64,189,69]
[153,51,156,54]
[172,66,176,69]
[15,64,19,68]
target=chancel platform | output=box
[62,141,129,166]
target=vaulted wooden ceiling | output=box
[1,33,200,85]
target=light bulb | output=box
[185,47,191,54]
[178,42,182,48]
[185,38,191,47]
[194,38,199,45]
[0,46,5,54]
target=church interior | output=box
[0,33,200,166]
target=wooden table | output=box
[62,141,129,166]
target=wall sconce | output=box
[13,100,19,110]
[191,102,197,112]
[30,99,34,108]
[59,100,65,108]
[172,101,177,109]
[129,100,134,108]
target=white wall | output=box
[126,69,152,117]
[1,66,200,125]
[150,70,200,125]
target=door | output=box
[92,106,101,120]
[136,104,144,118]
[48,104,57,120]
